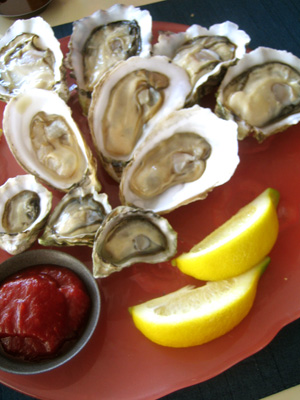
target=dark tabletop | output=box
[1,0,300,399]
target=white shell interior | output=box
[217,47,300,137]
[0,17,64,99]
[120,105,240,214]
[3,88,95,191]
[68,4,153,91]
[89,55,192,163]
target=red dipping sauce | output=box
[0,265,91,361]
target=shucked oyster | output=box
[67,4,152,114]
[88,55,191,182]
[153,21,250,103]
[39,186,111,247]
[0,174,52,255]
[3,88,100,192]
[215,47,300,141]
[0,17,68,103]
[120,105,239,214]
[92,206,177,278]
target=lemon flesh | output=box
[172,188,279,281]
[129,257,269,347]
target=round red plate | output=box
[0,21,299,400]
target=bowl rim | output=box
[0,249,101,374]
[0,0,53,17]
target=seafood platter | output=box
[0,3,300,399]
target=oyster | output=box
[120,105,239,214]
[0,16,68,103]
[88,55,191,182]
[215,47,300,141]
[67,4,152,115]
[3,88,101,192]
[153,21,250,103]
[39,186,111,247]
[0,174,52,255]
[92,206,177,278]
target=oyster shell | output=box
[215,47,300,141]
[120,105,239,214]
[92,206,177,278]
[0,17,68,103]
[152,21,250,103]
[67,4,152,115]
[88,55,191,182]
[0,174,52,255]
[3,88,101,192]
[39,186,111,247]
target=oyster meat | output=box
[39,186,112,247]
[67,4,152,114]
[92,206,177,278]
[0,17,68,103]
[153,21,250,103]
[0,174,52,255]
[215,47,300,141]
[120,105,239,214]
[88,55,191,182]
[3,88,101,192]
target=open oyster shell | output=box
[39,186,112,247]
[120,105,239,214]
[92,206,177,278]
[215,47,300,141]
[152,21,250,104]
[0,174,52,255]
[88,55,191,182]
[3,88,101,192]
[67,4,152,115]
[0,16,68,103]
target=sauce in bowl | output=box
[0,265,91,361]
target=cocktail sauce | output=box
[0,265,90,361]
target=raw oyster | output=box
[88,55,191,182]
[153,21,250,103]
[215,47,300,141]
[0,174,52,255]
[39,186,111,247]
[0,17,68,103]
[3,88,101,192]
[67,4,152,115]
[120,105,239,214]
[92,206,177,278]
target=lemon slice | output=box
[172,188,279,281]
[129,257,269,347]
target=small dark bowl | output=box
[0,249,100,374]
[0,0,53,18]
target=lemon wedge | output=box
[172,188,279,281]
[129,257,269,347]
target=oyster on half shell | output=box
[3,88,101,192]
[88,55,191,182]
[153,21,250,103]
[67,4,152,115]
[120,105,239,214]
[215,47,300,141]
[92,206,177,278]
[39,186,112,247]
[0,175,52,255]
[0,17,68,103]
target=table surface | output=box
[1,0,300,399]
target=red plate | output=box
[0,21,300,400]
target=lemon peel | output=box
[129,257,269,347]
[172,188,279,281]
